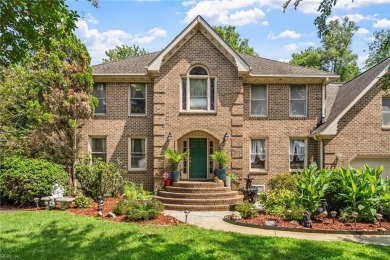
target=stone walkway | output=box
[164,210,390,246]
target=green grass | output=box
[0,211,389,260]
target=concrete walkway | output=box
[164,210,390,246]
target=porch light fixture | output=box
[224,133,229,141]
[167,132,173,141]
[184,210,190,223]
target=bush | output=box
[290,205,306,220]
[323,171,348,212]
[123,182,153,200]
[0,156,68,206]
[112,199,134,215]
[73,193,93,208]
[75,158,125,200]
[235,201,258,218]
[260,189,296,217]
[126,200,164,221]
[268,173,297,191]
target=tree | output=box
[365,30,390,68]
[103,44,148,62]
[290,47,325,70]
[213,25,258,56]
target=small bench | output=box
[41,196,75,210]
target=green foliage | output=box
[112,199,133,215]
[290,205,306,220]
[365,29,390,68]
[126,200,164,221]
[163,149,189,170]
[213,25,258,56]
[103,44,148,62]
[0,156,68,206]
[235,201,258,219]
[73,193,93,208]
[290,47,325,70]
[268,173,297,192]
[123,182,153,200]
[227,172,237,182]
[294,162,331,214]
[75,158,125,200]
[260,189,296,217]
[323,171,348,212]
[210,151,231,169]
[337,165,388,222]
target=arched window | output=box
[181,66,216,112]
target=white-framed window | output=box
[290,139,307,170]
[382,97,390,126]
[129,83,146,115]
[290,85,307,117]
[181,66,216,112]
[250,85,267,116]
[250,139,266,170]
[128,137,146,170]
[90,137,107,162]
[92,83,106,114]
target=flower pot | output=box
[214,168,226,181]
[172,170,181,182]
[164,179,172,187]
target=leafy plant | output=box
[235,201,258,218]
[260,189,296,217]
[293,162,331,215]
[290,205,306,220]
[75,158,125,200]
[268,173,297,191]
[126,200,164,221]
[163,149,189,171]
[210,151,231,169]
[123,182,153,200]
[0,156,68,206]
[227,172,237,182]
[323,171,348,212]
[73,193,93,208]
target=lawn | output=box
[0,211,389,260]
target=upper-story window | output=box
[250,85,267,116]
[181,66,216,112]
[93,83,106,114]
[382,97,390,126]
[129,83,146,115]
[290,85,307,117]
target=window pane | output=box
[92,138,106,153]
[250,139,266,169]
[190,79,207,110]
[251,100,267,115]
[182,79,186,110]
[93,84,106,114]
[251,85,266,99]
[189,67,208,75]
[382,98,390,111]
[290,100,306,116]
[131,139,145,153]
[291,85,306,99]
[290,140,305,169]
[210,78,215,111]
[95,98,106,114]
[130,84,146,98]
[383,112,390,125]
[131,99,146,114]
[131,154,146,168]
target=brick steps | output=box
[156,181,243,211]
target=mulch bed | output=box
[228,213,390,231]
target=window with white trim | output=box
[290,85,307,117]
[129,83,146,115]
[92,83,106,114]
[181,66,216,112]
[382,97,390,126]
[129,138,146,170]
[250,139,266,170]
[290,139,306,170]
[250,85,267,116]
[90,138,106,162]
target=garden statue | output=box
[232,212,242,220]
[301,211,312,228]
[239,173,258,203]
[51,184,65,198]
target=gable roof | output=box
[314,56,390,136]
[325,83,342,121]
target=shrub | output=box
[123,182,153,200]
[75,158,125,200]
[73,193,93,208]
[235,201,258,218]
[260,189,296,217]
[112,199,134,215]
[290,205,306,220]
[268,173,297,191]
[0,156,68,206]
[323,171,348,212]
[126,200,164,221]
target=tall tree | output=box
[103,44,148,62]
[365,30,390,68]
[213,25,258,56]
[290,47,325,70]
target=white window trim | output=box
[93,83,107,116]
[128,137,147,171]
[250,85,268,117]
[129,83,147,116]
[382,97,390,128]
[289,138,308,172]
[249,138,267,172]
[180,66,217,113]
[89,136,107,162]
[289,85,308,117]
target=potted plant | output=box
[163,149,190,182]
[210,150,231,181]
[225,172,237,187]
[162,171,172,187]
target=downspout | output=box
[320,138,324,169]
[322,78,328,120]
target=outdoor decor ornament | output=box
[48,184,65,209]
[301,211,312,228]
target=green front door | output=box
[189,138,207,179]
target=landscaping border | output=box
[223,216,390,235]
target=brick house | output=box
[82,15,390,195]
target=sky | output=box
[67,0,390,68]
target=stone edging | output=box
[223,216,390,235]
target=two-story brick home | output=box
[82,15,341,194]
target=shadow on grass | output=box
[1,211,390,259]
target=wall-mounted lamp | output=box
[167,132,173,141]
[224,133,229,141]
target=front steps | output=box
[155,181,243,211]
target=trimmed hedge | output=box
[0,156,68,206]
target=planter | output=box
[164,179,172,186]
[172,170,181,182]
[214,168,226,180]
[225,176,231,187]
